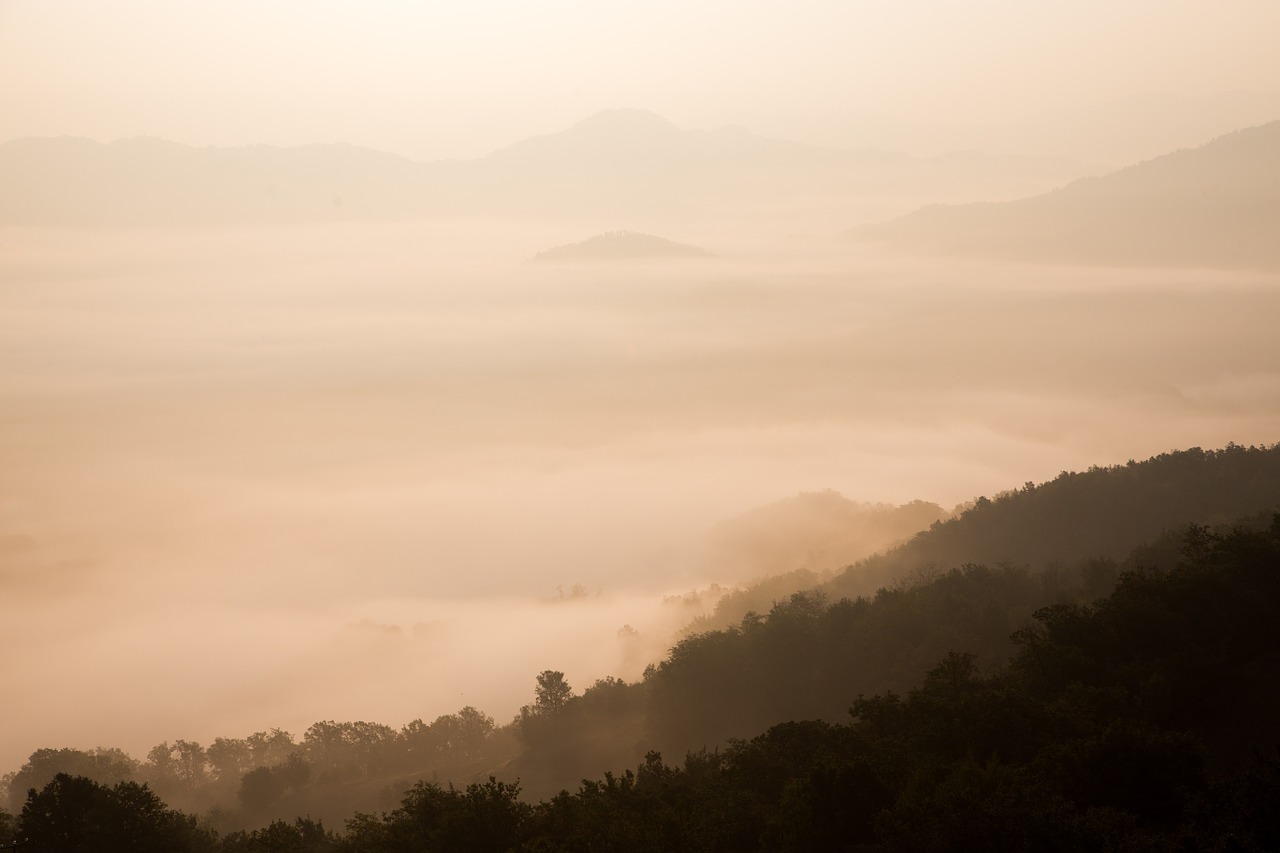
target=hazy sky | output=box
[3,0,1279,159]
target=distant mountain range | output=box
[10,111,1275,270]
[532,230,712,261]
[0,110,1092,226]
[739,90,1280,166]
[0,135,432,225]
[852,120,1280,270]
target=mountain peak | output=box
[567,108,681,136]
[484,108,685,161]
[532,230,712,262]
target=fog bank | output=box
[2,222,1278,770]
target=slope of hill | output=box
[702,492,945,577]
[691,444,1280,636]
[496,520,1280,851]
[824,443,1280,601]
[853,120,1280,269]
[531,230,712,261]
[747,90,1280,165]
[506,444,1280,796]
[0,136,436,225]
[443,108,1094,220]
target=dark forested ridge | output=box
[825,443,1280,598]
[4,444,1280,850]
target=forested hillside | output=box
[695,444,1280,632]
[343,519,1280,851]
[4,516,1278,851]
[4,444,1279,844]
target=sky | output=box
[3,0,1280,159]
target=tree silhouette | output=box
[533,670,572,714]
[18,774,207,853]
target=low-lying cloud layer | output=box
[2,221,1278,771]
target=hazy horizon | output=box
[3,2,1279,162]
[5,94,1279,174]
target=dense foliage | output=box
[680,445,1280,660]
[3,709,517,833]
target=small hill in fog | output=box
[852,120,1280,270]
[532,230,712,261]
[702,491,945,579]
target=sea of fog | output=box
[2,221,1278,771]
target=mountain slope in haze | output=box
[506,444,1280,797]
[532,230,712,261]
[430,108,1095,220]
[698,491,946,579]
[824,443,1280,600]
[0,136,436,225]
[695,444,1280,650]
[746,90,1280,165]
[1001,89,1280,165]
[633,446,1280,772]
[853,120,1280,270]
[9,445,1280,828]
[513,520,1280,850]
[675,493,947,635]
[0,110,1094,226]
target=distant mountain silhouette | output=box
[853,120,1280,270]
[468,109,1090,219]
[0,136,434,225]
[0,111,1094,226]
[740,90,1280,166]
[532,230,712,261]
[497,109,686,157]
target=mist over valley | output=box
[2,3,1279,848]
